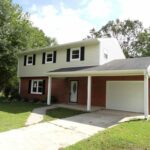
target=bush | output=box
[3,86,21,101]
[3,87,11,98]
[10,88,21,100]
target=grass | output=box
[65,120,150,150]
[0,96,84,132]
[0,97,44,132]
[44,107,85,121]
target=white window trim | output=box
[31,80,43,94]
[45,52,54,63]
[27,55,33,65]
[70,48,81,61]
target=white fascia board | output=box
[17,39,100,56]
[46,69,145,77]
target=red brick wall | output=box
[92,76,144,107]
[20,77,48,101]
[20,76,146,111]
[51,78,69,103]
[52,76,144,107]
[20,77,87,104]
[20,77,69,103]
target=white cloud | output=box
[118,0,150,27]
[30,4,93,44]
[85,0,112,19]
[29,0,113,44]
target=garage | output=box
[106,81,144,113]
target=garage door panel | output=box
[106,81,144,113]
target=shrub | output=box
[10,88,21,100]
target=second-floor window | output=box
[27,55,33,65]
[46,52,53,63]
[42,51,57,64]
[66,47,84,62]
[71,48,80,61]
[24,54,36,66]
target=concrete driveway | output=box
[0,110,142,150]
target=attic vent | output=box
[104,53,108,59]
[104,49,108,59]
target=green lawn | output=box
[65,120,150,150]
[44,107,85,121]
[0,96,84,132]
[0,98,44,132]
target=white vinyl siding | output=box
[18,44,100,77]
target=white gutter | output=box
[46,69,145,77]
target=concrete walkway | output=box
[25,105,57,126]
[25,104,101,126]
[0,110,143,150]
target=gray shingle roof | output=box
[49,57,150,73]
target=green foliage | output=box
[0,0,57,92]
[87,19,148,58]
[132,29,150,56]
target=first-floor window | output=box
[31,80,43,94]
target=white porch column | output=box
[47,76,52,105]
[144,72,149,119]
[87,76,92,111]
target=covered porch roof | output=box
[47,57,150,77]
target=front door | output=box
[70,81,78,103]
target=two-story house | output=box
[18,38,150,118]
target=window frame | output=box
[31,80,43,94]
[27,55,33,65]
[70,48,81,61]
[45,52,54,63]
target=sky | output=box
[12,0,150,44]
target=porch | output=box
[46,75,149,118]
[46,65,150,118]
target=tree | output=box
[132,29,150,56]
[87,19,144,58]
[0,0,57,93]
